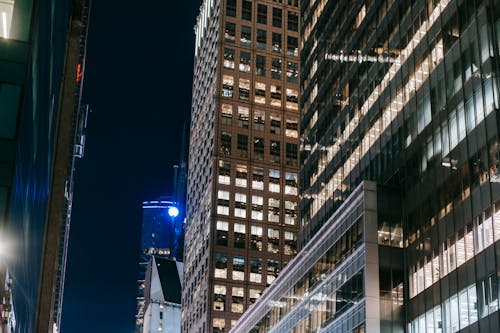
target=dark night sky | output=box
[61,1,202,332]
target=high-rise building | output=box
[0,0,91,332]
[183,0,301,332]
[231,0,500,332]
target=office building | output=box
[231,0,500,332]
[0,0,91,332]
[184,0,301,331]
[141,256,183,333]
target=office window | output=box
[239,78,250,100]
[268,198,280,222]
[218,159,231,185]
[216,221,229,246]
[285,118,298,138]
[285,143,298,166]
[286,62,298,83]
[213,318,225,333]
[252,166,264,190]
[287,11,298,31]
[270,140,280,163]
[214,285,226,311]
[257,29,266,50]
[237,106,249,128]
[254,137,264,160]
[254,110,265,130]
[284,200,297,225]
[239,51,251,72]
[252,195,263,221]
[235,192,247,218]
[237,134,248,158]
[232,287,244,313]
[234,223,246,248]
[286,88,298,110]
[217,190,230,215]
[272,8,282,27]
[226,0,236,17]
[270,85,282,106]
[271,58,282,80]
[241,25,251,47]
[249,289,261,304]
[215,253,228,278]
[235,164,247,187]
[270,114,281,134]
[272,33,282,53]
[267,259,279,284]
[222,75,234,97]
[250,258,262,283]
[269,169,280,192]
[223,49,235,69]
[232,256,245,281]
[220,132,231,156]
[255,82,266,104]
[284,231,297,255]
[251,226,263,251]
[225,22,236,43]
[267,228,280,253]
[256,55,266,76]
[257,4,267,24]
[242,0,252,21]
[285,172,298,195]
[221,103,233,125]
[287,36,298,56]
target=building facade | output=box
[232,0,500,332]
[0,0,91,332]
[183,0,301,331]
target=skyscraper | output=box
[231,0,500,332]
[0,0,91,332]
[183,0,301,332]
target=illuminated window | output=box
[287,36,298,57]
[221,104,233,125]
[285,119,298,138]
[255,82,266,104]
[239,78,250,100]
[214,285,226,311]
[286,88,298,110]
[254,110,265,130]
[240,25,251,47]
[272,33,282,53]
[238,106,249,128]
[250,258,262,283]
[267,259,279,285]
[215,253,228,279]
[216,221,229,246]
[284,201,297,225]
[234,223,246,248]
[249,289,261,304]
[223,48,235,69]
[213,318,225,333]
[270,85,282,107]
[355,4,366,28]
[286,62,298,83]
[284,231,297,255]
[235,164,247,187]
[218,160,230,185]
[252,167,264,190]
[222,75,234,97]
[251,195,263,221]
[269,169,280,193]
[239,51,251,72]
[232,256,245,280]
[268,198,280,222]
[232,287,244,313]
[267,228,280,253]
[0,1,14,39]
[251,226,263,251]
[285,172,298,195]
[271,58,282,80]
[235,193,247,218]
[217,190,230,215]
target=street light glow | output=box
[168,206,179,218]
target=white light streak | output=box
[1,12,7,38]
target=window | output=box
[285,143,298,166]
[225,22,236,43]
[254,110,265,130]
[218,159,231,185]
[270,114,281,134]
[213,318,225,333]
[270,140,280,162]
[217,190,230,215]
[220,132,231,156]
[232,256,245,280]
[237,134,248,158]
[287,36,298,57]
[239,51,251,72]
[254,137,264,160]
[285,119,298,138]
[239,78,250,100]
[216,221,229,246]
[223,48,235,69]
[287,11,298,31]
[249,289,261,304]
[256,55,266,76]
[271,58,282,80]
[284,201,297,225]
[286,62,298,83]
[222,75,234,97]
[250,258,262,283]
[251,226,263,251]
[272,8,282,27]
[268,198,280,222]
[270,85,282,106]
[252,167,264,190]
[257,4,267,24]
[272,33,282,53]
[235,164,247,187]
[215,253,228,278]
[267,228,280,253]
[0,84,21,140]
[234,223,246,248]
[269,169,280,193]
[286,88,298,110]
[267,259,279,284]
[285,172,298,195]
[240,25,251,47]
[237,106,249,128]
[232,287,244,313]
[257,29,266,50]
[221,104,233,125]
[284,231,297,255]
[242,0,252,21]
[235,193,247,218]
[226,0,236,17]
[255,82,266,104]
[214,285,226,311]
[252,195,263,220]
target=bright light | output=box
[168,206,179,218]
[1,12,7,38]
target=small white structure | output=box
[142,257,183,333]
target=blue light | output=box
[168,206,179,218]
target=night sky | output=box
[60,1,202,332]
